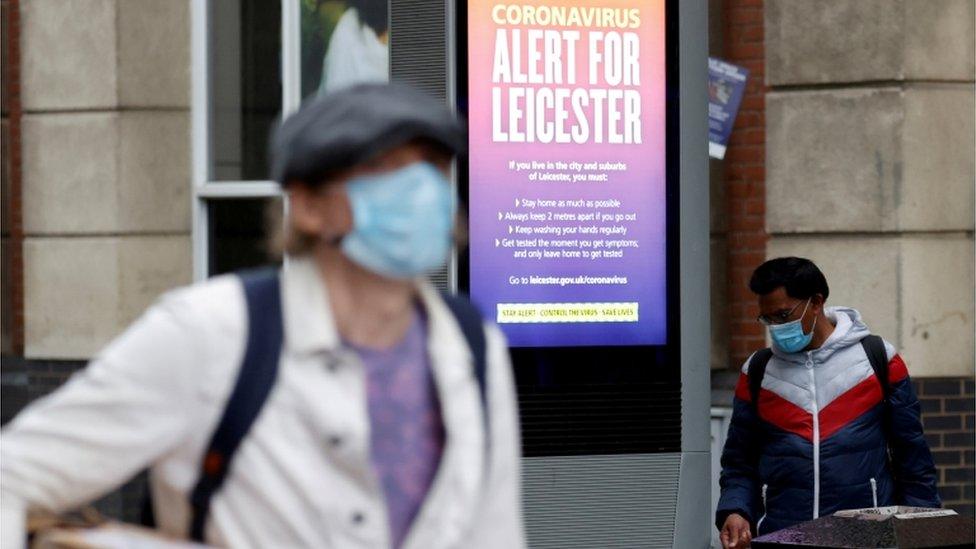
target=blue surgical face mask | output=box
[340,161,455,279]
[768,298,816,353]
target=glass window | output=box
[301,0,389,99]
[210,0,282,181]
[199,0,393,280]
[207,198,281,276]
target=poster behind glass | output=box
[301,0,390,98]
[466,1,668,348]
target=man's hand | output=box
[720,513,752,548]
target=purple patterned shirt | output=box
[346,308,445,548]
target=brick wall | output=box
[722,0,768,368]
[915,378,976,517]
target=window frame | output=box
[191,1,302,281]
[192,1,459,291]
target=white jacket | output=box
[319,8,389,94]
[1,257,525,549]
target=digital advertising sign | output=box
[466,1,668,347]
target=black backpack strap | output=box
[861,335,891,403]
[188,268,284,542]
[861,334,896,480]
[438,292,489,438]
[748,348,774,414]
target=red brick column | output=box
[8,0,22,355]
[2,0,23,356]
[723,0,767,367]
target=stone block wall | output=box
[764,0,975,375]
[17,0,193,359]
[1,0,193,524]
[764,0,975,514]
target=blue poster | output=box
[708,57,748,160]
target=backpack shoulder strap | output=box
[748,348,774,413]
[861,334,891,402]
[861,334,896,474]
[438,292,489,432]
[188,268,284,542]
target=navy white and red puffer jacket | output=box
[715,307,940,535]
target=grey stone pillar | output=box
[764,0,975,378]
[21,0,191,359]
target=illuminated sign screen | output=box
[466,1,668,347]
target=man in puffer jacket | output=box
[716,257,940,548]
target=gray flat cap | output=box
[270,83,466,186]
